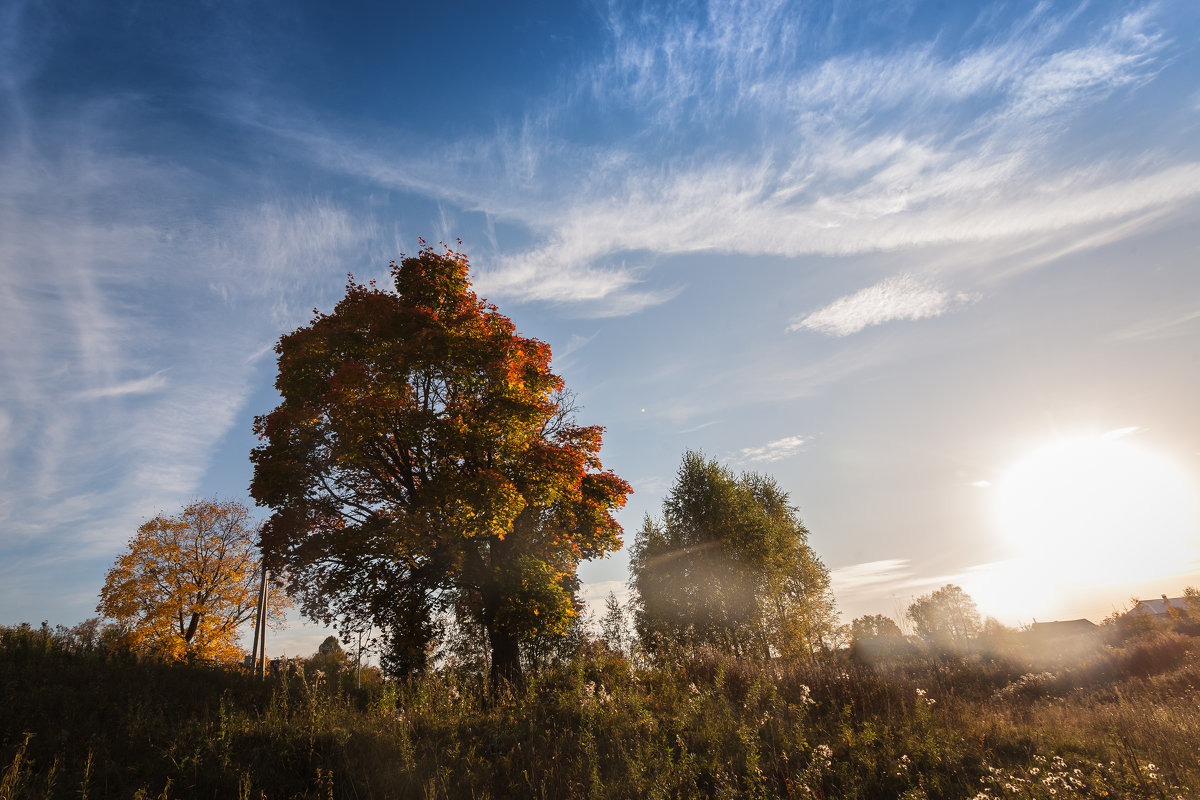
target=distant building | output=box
[1028,619,1098,638]
[1128,595,1190,618]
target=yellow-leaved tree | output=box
[97,499,289,662]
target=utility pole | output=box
[356,628,363,689]
[257,568,270,677]
[251,565,268,676]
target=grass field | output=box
[3,623,1199,799]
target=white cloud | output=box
[0,93,374,566]
[830,559,915,593]
[237,2,1188,317]
[75,371,169,400]
[790,274,972,336]
[735,434,809,464]
[1108,309,1200,343]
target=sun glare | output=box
[995,432,1200,585]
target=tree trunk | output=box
[488,625,523,690]
[183,612,201,643]
[474,534,524,692]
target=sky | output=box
[2,0,1199,657]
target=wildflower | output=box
[1030,768,1040,775]
[796,684,815,705]
[688,682,700,696]
[814,744,833,764]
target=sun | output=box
[995,432,1200,585]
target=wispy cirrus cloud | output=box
[830,559,916,594]
[734,434,809,464]
[0,94,373,577]
[254,2,1188,315]
[1107,308,1200,343]
[74,371,169,401]
[790,274,974,336]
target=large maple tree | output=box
[250,244,630,683]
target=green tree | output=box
[308,634,349,676]
[599,591,632,656]
[250,244,630,685]
[906,584,981,647]
[630,452,836,659]
[1185,586,1200,620]
[850,614,903,643]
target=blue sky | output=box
[3,0,1199,655]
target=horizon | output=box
[2,0,1199,658]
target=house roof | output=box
[1129,597,1189,616]
[1029,619,1098,636]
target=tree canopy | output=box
[630,452,837,659]
[250,244,630,684]
[906,584,981,647]
[850,614,903,643]
[97,499,288,662]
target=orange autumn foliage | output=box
[250,243,630,683]
[97,499,289,662]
